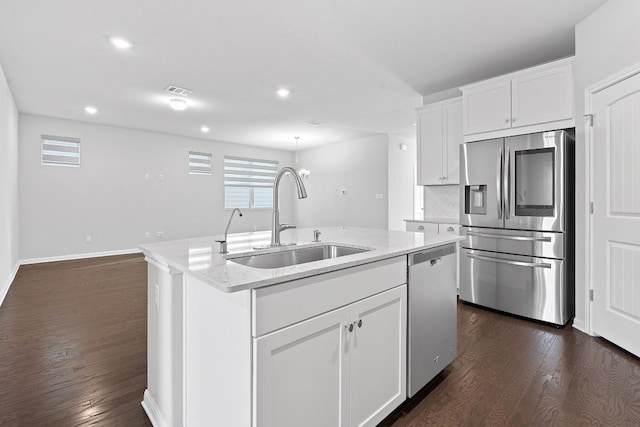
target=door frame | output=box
[583,59,640,335]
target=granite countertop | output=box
[140,226,463,293]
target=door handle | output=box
[497,146,503,219]
[504,146,510,220]
[466,253,551,269]
[466,231,552,242]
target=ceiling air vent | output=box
[165,85,193,97]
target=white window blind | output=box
[224,156,278,209]
[189,151,212,175]
[41,135,80,167]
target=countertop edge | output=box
[141,233,464,293]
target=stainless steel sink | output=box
[226,244,371,269]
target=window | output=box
[41,135,80,167]
[189,151,212,175]
[224,156,279,209]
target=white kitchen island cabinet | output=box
[140,227,463,427]
[255,285,406,427]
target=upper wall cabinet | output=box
[460,57,575,142]
[416,97,462,186]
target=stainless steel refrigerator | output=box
[459,130,574,326]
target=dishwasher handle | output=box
[409,244,455,266]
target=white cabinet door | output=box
[349,286,407,427]
[443,100,462,185]
[417,105,444,185]
[462,79,511,135]
[511,62,573,128]
[254,306,350,427]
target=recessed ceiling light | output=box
[200,126,210,133]
[84,106,97,114]
[307,120,324,126]
[276,88,290,98]
[109,37,132,50]
[169,98,188,111]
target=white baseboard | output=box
[142,389,168,427]
[0,261,20,308]
[572,318,594,336]
[20,248,142,265]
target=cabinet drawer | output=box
[252,257,406,337]
[439,223,460,235]
[405,221,438,233]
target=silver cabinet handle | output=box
[345,323,354,332]
[466,253,551,269]
[418,225,425,231]
[466,231,551,242]
[355,319,362,328]
[497,146,503,219]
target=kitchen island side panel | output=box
[184,276,252,427]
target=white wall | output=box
[19,115,295,261]
[295,134,388,230]
[0,62,19,304]
[574,0,640,330]
[387,135,415,231]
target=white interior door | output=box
[592,71,640,357]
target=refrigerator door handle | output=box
[466,231,552,242]
[466,253,552,269]
[497,147,503,219]
[504,146,510,220]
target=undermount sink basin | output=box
[226,244,371,269]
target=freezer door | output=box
[460,138,504,228]
[459,248,572,325]
[503,131,570,232]
[462,227,564,259]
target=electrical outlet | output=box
[375,193,384,199]
[85,235,92,243]
[145,232,150,238]
[156,231,164,238]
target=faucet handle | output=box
[280,224,297,231]
[313,230,321,242]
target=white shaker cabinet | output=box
[416,97,462,185]
[461,57,574,142]
[254,285,407,427]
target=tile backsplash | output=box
[424,185,459,219]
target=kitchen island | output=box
[140,226,463,427]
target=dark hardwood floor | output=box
[0,254,151,427]
[386,302,640,426]
[1,254,639,426]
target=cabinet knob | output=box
[447,226,454,232]
[505,119,509,124]
[355,319,363,328]
[418,225,424,231]
[512,117,517,122]
[345,323,354,333]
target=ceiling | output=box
[0,0,607,151]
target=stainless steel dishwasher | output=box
[408,243,457,397]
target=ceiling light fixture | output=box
[169,98,188,111]
[109,36,132,50]
[200,126,210,133]
[84,106,97,115]
[276,88,290,98]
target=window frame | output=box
[223,155,279,210]
[41,135,81,168]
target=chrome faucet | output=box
[217,208,243,254]
[271,167,307,246]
